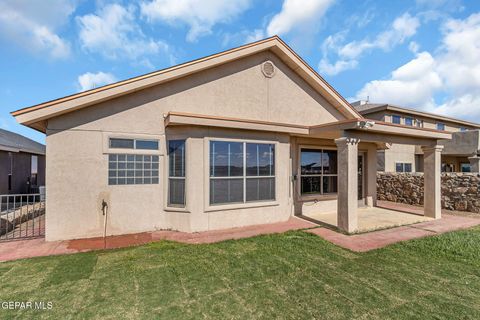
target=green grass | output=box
[1,227,480,319]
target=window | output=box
[416,119,423,128]
[405,117,413,126]
[300,148,337,196]
[168,140,186,206]
[31,155,38,186]
[395,162,412,173]
[209,141,275,205]
[460,127,468,132]
[392,115,401,124]
[109,138,159,150]
[436,123,445,131]
[108,154,159,185]
[461,163,471,172]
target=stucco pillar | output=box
[468,155,480,173]
[335,137,359,233]
[422,145,444,219]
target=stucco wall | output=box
[383,144,417,172]
[44,51,345,241]
[377,172,480,213]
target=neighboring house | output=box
[0,129,45,194]
[352,101,480,173]
[11,36,450,241]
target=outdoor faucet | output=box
[101,200,108,216]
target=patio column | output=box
[422,145,444,219]
[468,155,480,173]
[335,137,359,233]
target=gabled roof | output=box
[353,102,480,129]
[0,128,45,155]
[11,36,362,133]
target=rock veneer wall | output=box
[377,172,480,213]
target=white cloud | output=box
[140,0,251,42]
[353,52,442,107]
[77,72,117,92]
[0,0,73,59]
[340,13,420,59]
[266,0,335,36]
[319,13,420,75]
[353,13,480,122]
[78,3,172,64]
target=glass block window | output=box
[209,141,275,205]
[108,154,159,185]
[168,140,186,206]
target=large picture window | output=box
[300,148,337,196]
[168,140,186,207]
[210,141,275,205]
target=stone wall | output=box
[377,172,480,213]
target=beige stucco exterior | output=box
[13,37,449,239]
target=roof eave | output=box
[12,36,361,130]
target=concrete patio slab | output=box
[0,217,317,262]
[306,213,480,252]
[302,205,433,233]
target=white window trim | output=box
[102,132,163,155]
[204,137,279,213]
[395,162,413,173]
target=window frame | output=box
[298,146,338,200]
[109,138,159,150]
[167,140,186,208]
[31,155,38,186]
[460,163,471,173]
[204,137,278,212]
[391,115,402,125]
[104,133,162,156]
[395,162,413,173]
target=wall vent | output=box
[262,61,276,78]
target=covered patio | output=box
[304,119,451,233]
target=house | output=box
[0,129,45,194]
[11,36,451,241]
[352,101,480,173]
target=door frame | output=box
[358,152,366,206]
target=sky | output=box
[1,0,480,144]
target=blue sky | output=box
[1,0,479,144]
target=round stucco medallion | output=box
[261,61,276,78]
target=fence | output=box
[0,193,45,241]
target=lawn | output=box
[1,227,480,319]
